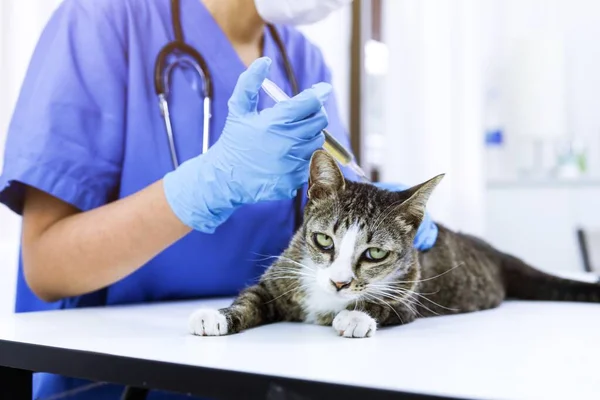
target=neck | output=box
[202,0,265,47]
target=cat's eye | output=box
[314,233,334,250]
[365,247,389,261]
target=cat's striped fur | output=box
[189,150,600,338]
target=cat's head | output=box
[299,150,443,303]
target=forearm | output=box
[22,180,191,302]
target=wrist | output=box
[163,150,239,233]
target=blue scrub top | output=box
[1,0,356,310]
[0,0,361,398]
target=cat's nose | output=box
[330,279,352,291]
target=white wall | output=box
[380,0,486,236]
[500,0,600,148]
[490,0,600,179]
[0,1,63,315]
[483,0,600,273]
[562,0,600,175]
[379,0,600,266]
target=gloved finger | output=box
[277,169,310,199]
[287,134,326,161]
[228,57,271,116]
[273,82,332,122]
[275,109,329,139]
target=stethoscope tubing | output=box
[152,0,304,233]
[154,2,299,165]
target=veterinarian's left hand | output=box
[373,182,438,251]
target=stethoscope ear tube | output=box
[154,41,213,99]
[152,0,304,232]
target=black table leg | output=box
[0,366,32,400]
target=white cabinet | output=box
[483,180,600,274]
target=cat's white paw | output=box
[332,310,377,338]
[188,309,228,336]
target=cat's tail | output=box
[501,252,600,302]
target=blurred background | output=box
[1,0,600,315]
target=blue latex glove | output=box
[163,57,330,233]
[373,182,438,251]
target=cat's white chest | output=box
[301,286,353,323]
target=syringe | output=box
[261,78,370,183]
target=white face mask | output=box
[254,0,353,26]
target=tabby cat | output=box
[188,150,600,338]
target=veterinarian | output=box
[0,0,438,398]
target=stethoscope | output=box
[154,0,300,170]
[150,0,305,259]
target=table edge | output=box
[0,339,464,400]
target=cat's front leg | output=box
[332,302,416,338]
[332,310,377,338]
[188,283,279,336]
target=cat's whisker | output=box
[367,286,420,304]
[400,288,460,312]
[367,284,412,293]
[362,292,405,324]
[265,276,315,286]
[264,287,299,304]
[401,296,423,318]
[365,287,424,318]
[368,262,465,288]
[369,285,446,304]
[274,256,317,272]
[369,284,443,313]
[369,292,418,315]
[263,282,311,305]
[399,292,440,316]
[378,285,456,315]
[367,289,420,317]
[366,288,406,302]
[414,289,440,296]
[264,271,314,279]
[391,262,466,284]
[267,269,315,279]
[249,253,281,262]
[268,265,316,274]
[266,275,315,283]
[265,276,312,283]
[249,253,317,273]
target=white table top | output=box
[1,298,599,400]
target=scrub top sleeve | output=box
[0,0,127,215]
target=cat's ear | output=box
[397,174,444,228]
[308,150,345,200]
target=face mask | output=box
[254,0,353,26]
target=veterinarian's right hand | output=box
[163,57,330,233]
